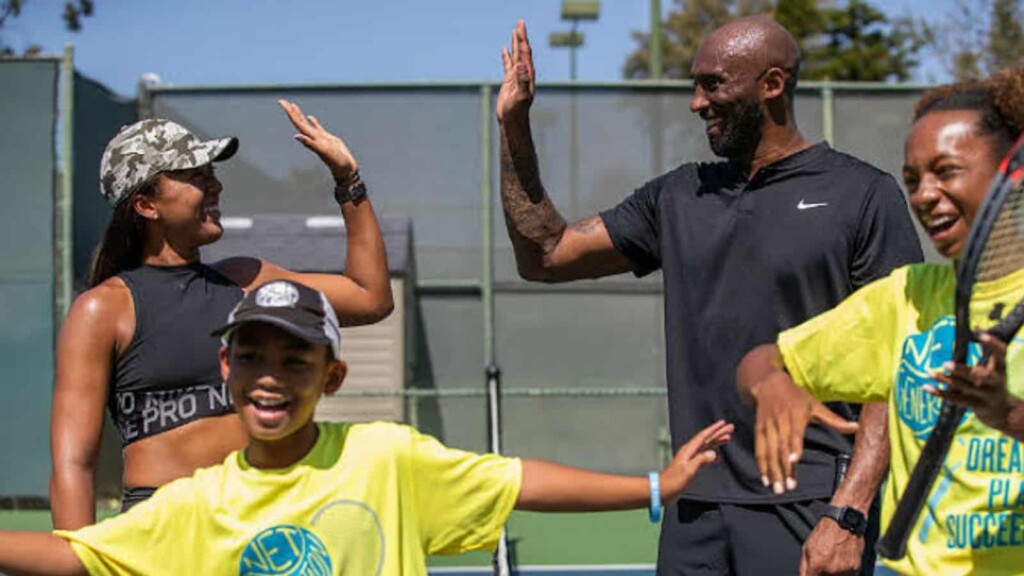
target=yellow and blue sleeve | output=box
[53,479,204,575]
[404,427,522,556]
[778,268,907,404]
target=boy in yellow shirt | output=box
[0,279,733,575]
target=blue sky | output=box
[4,0,955,97]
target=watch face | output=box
[841,508,866,530]
[335,180,367,204]
[351,181,367,200]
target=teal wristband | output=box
[648,472,662,523]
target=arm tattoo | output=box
[570,216,602,234]
[499,120,568,272]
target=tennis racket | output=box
[876,135,1024,559]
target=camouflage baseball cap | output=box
[99,119,239,205]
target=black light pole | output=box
[549,1,600,220]
[549,0,600,82]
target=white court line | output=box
[220,217,253,229]
[430,566,655,575]
[305,216,346,228]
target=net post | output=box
[481,83,512,576]
[56,44,75,327]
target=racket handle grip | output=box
[832,453,851,493]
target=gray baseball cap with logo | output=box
[212,279,343,360]
[99,118,239,206]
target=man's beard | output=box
[707,98,764,159]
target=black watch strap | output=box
[334,174,367,205]
[822,505,868,536]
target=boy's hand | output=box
[279,99,359,183]
[659,420,734,503]
[752,373,858,495]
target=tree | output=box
[624,0,922,82]
[987,0,1024,71]
[62,0,93,31]
[800,0,922,81]
[0,1,24,32]
[773,0,821,47]
[1,0,93,57]
[917,0,1024,81]
[623,0,769,79]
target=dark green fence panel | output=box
[0,60,60,497]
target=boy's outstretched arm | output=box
[0,532,85,576]
[515,420,733,512]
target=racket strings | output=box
[976,179,1024,282]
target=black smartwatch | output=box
[334,175,367,205]
[822,505,868,536]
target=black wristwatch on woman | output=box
[334,172,367,205]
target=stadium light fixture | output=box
[549,0,600,81]
[560,0,600,21]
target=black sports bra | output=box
[109,263,244,446]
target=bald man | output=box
[497,16,923,576]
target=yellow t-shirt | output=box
[55,421,522,575]
[779,263,1024,575]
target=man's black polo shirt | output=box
[601,142,923,503]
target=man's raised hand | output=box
[497,20,536,124]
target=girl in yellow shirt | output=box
[737,67,1024,575]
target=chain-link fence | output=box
[142,80,934,475]
[0,58,61,498]
[0,65,936,498]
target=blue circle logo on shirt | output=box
[895,316,976,440]
[239,525,333,576]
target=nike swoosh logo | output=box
[797,199,828,210]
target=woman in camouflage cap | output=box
[50,100,393,529]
